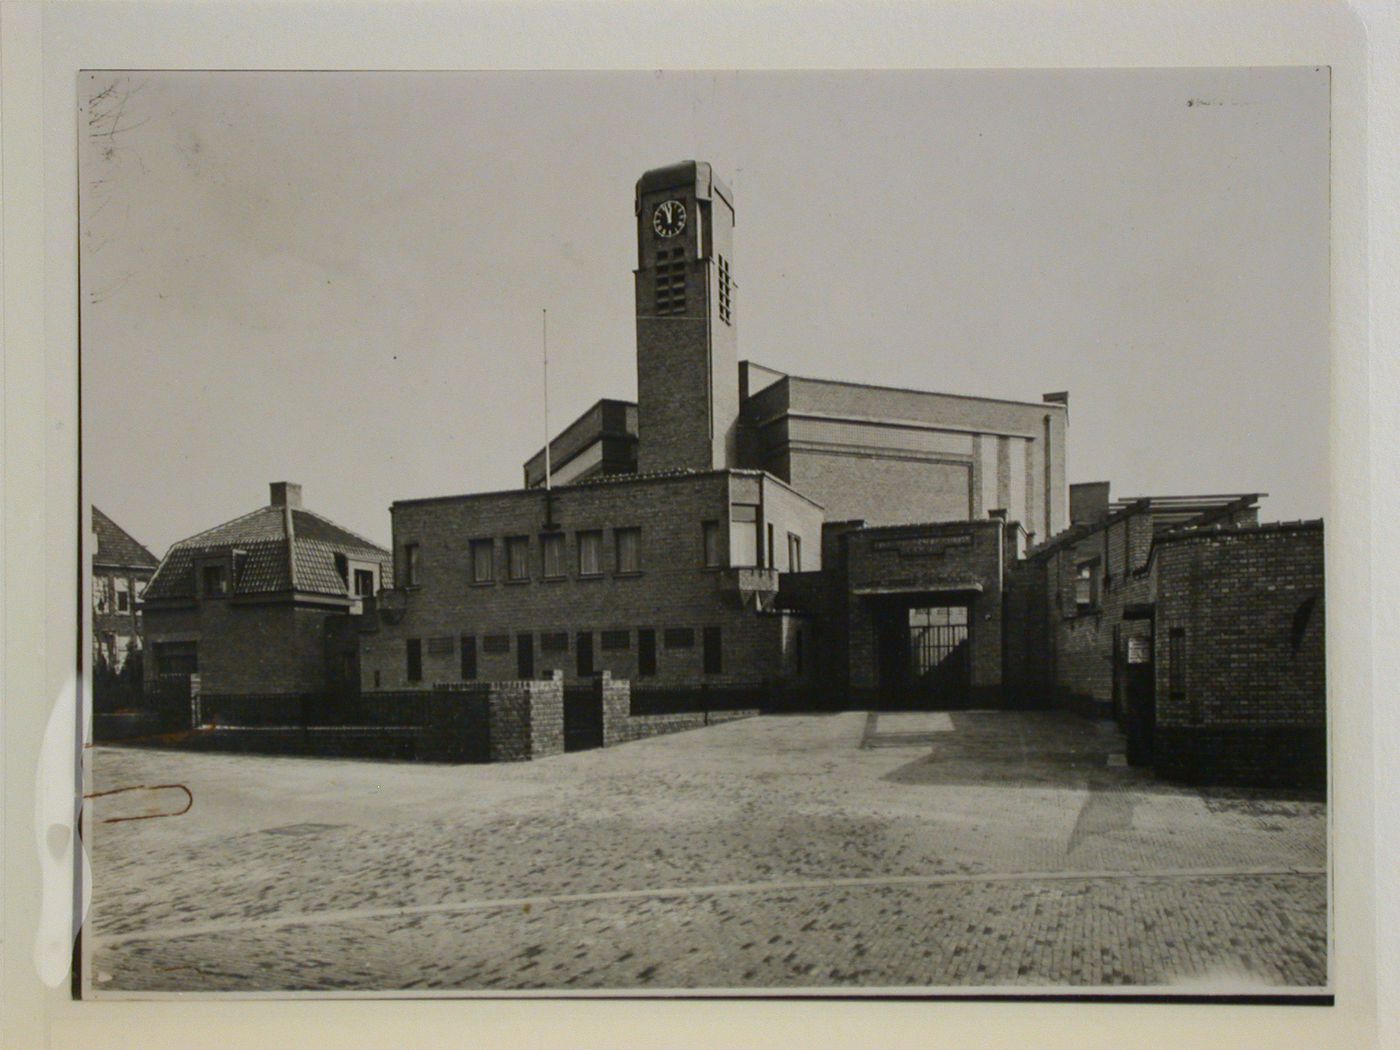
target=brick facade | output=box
[360,470,823,692]
[738,373,1068,538]
[1151,523,1325,786]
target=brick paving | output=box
[83,711,1327,993]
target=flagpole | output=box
[543,308,552,491]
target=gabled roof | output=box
[144,501,390,601]
[92,507,160,570]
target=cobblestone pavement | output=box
[83,711,1327,993]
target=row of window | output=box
[655,245,687,315]
[402,625,724,682]
[401,517,805,588]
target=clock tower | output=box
[634,161,738,474]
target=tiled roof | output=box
[92,507,160,570]
[144,502,390,601]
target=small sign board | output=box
[871,534,974,558]
[1127,637,1151,664]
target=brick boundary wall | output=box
[431,672,565,762]
[598,672,758,747]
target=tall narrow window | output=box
[470,539,495,584]
[354,568,375,597]
[766,523,776,569]
[541,532,566,578]
[576,632,595,677]
[703,626,723,675]
[460,635,477,680]
[615,527,641,574]
[638,628,657,677]
[788,532,802,572]
[403,543,420,587]
[577,530,603,576]
[718,255,733,325]
[406,638,423,683]
[729,504,760,567]
[702,520,721,568]
[1075,560,1099,613]
[655,246,686,315]
[506,536,530,581]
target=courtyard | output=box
[83,710,1327,994]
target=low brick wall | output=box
[177,726,419,760]
[599,673,758,747]
[431,673,564,762]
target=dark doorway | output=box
[563,685,604,752]
[876,602,971,709]
[1124,628,1156,766]
[517,633,534,679]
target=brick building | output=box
[91,506,160,675]
[1006,482,1325,785]
[364,160,1066,706]
[141,482,391,696]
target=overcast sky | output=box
[80,68,1330,556]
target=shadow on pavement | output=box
[879,711,1326,804]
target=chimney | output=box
[1069,482,1111,526]
[270,481,303,509]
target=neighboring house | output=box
[91,507,160,675]
[141,482,392,696]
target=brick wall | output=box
[1151,523,1324,786]
[143,602,336,695]
[739,375,1068,537]
[598,673,758,747]
[431,676,565,762]
[363,471,822,692]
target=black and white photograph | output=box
[78,67,1331,999]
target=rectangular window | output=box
[403,543,420,587]
[116,587,131,613]
[470,539,495,584]
[766,523,776,569]
[406,638,422,683]
[354,568,375,597]
[460,635,477,680]
[788,532,802,572]
[94,576,113,613]
[601,629,630,651]
[664,627,695,649]
[427,636,454,656]
[540,631,569,653]
[517,633,534,679]
[703,626,723,674]
[577,530,603,576]
[576,632,594,676]
[729,504,760,567]
[614,527,641,574]
[1075,560,1099,612]
[541,532,566,578]
[507,536,530,581]
[482,634,511,654]
[702,520,721,567]
[201,563,228,597]
[638,628,657,677]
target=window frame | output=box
[406,638,423,683]
[614,526,642,575]
[541,531,567,579]
[577,529,604,578]
[403,543,420,588]
[470,538,496,586]
[506,535,531,582]
[702,520,721,568]
[787,532,802,573]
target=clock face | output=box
[652,199,686,238]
